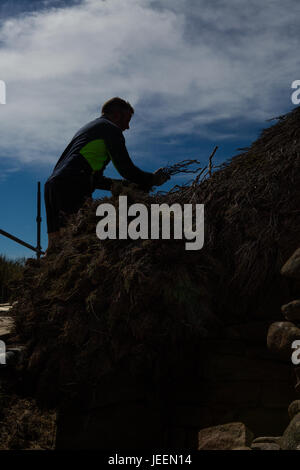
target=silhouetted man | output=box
[44,97,169,250]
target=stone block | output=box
[282,300,300,322]
[281,248,300,280]
[251,442,280,450]
[288,400,300,420]
[281,413,300,450]
[198,422,254,450]
[267,321,300,356]
[252,436,281,444]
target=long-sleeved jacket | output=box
[47,116,154,190]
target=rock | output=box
[252,436,281,444]
[267,321,300,355]
[198,422,254,450]
[0,345,25,368]
[281,414,300,450]
[0,316,14,341]
[0,304,11,313]
[281,248,300,280]
[282,300,300,322]
[288,401,300,420]
[251,442,280,450]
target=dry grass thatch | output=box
[10,105,300,408]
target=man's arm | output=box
[105,127,155,187]
[92,173,113,191]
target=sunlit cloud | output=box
[0,0,298,167]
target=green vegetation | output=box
[0,254,25,303]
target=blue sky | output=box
[0,0,299,258]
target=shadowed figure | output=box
[44,97,169,253]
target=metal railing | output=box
[0,182,44,258]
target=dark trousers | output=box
[45,175,151,233]
[44,176,92,233]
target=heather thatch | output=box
[11,105,300,408]
[13,196,222,407]
[0,255,25,303]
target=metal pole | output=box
[0,228,44,255]
[208,146,218,178]
[36,181,42,259]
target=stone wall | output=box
[55,330,295,449]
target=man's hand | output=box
[152,167,170,186]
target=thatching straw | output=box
[10,105,300,407]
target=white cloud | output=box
[0,165,20,182]
[0,0,299,166]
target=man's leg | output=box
[44,177,92,253]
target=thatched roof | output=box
[11,105,300,407]
[177,106,300,317]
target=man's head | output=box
[101,97,134,131]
